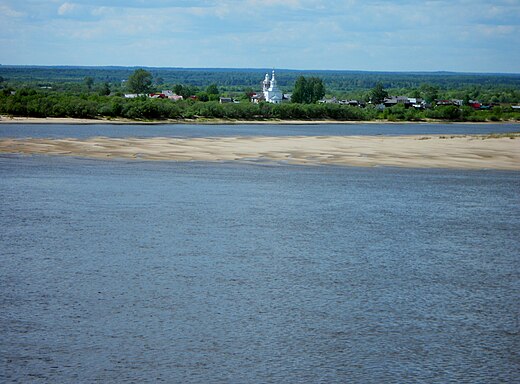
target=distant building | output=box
[149,93,167,99]
[319,97,338,104]
[383,96,409,107]
[382,96,426,109]
[162,90,175,97]
[262,70,283,104]
[319,98,366,107]
[251,70,284,104]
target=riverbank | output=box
[1,115,519,125]
[1,134,518,170]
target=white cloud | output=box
[91,6,112,17]
[477,24,516,36]
[0,4,25,17]
[247,0,302,7]
[0,0,518,71]
[58,2,77,16]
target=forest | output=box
[0,65,519,122]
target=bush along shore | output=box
[1,90,519,123]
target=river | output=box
[1,124,519,383]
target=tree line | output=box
[1,66,519,104]
[0,88,370,120]
[1,68,519,122]
[1,88,518,122]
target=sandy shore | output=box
[0,116,407,125]
[1,134,519,170]
[0,116,162,125]
[1,115,519,125]
[0,115,397,125]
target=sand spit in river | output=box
[1,134,519,170]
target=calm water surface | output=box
[0,122,519,138]
[1,154,519,383]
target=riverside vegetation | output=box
[0,67,519,122]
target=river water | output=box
[1,124,519,383]
[0,122,519,138]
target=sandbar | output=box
[1,134,519,170]
[1,115,519,125]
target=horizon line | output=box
[1,64,519,76]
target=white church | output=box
[251,70,284,104]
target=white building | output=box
[262,70,283,104]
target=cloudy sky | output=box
[1,0,519,72]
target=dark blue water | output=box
[0,122,518,138]
[1,155,519,383]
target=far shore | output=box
[1,134,519,170]
[1,115,519,126]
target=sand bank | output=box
[1,134,519,170]
[0,115,409,125]
[0,115,395,125]
[2,115,518,125]
[0,116,160,125]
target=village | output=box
[318,95,503,111]
[124,70,506,112]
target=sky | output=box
[1,0,519,73]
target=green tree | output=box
[127,68,153,94]
[206,83,219,95]
[99,82,111,96]
[206,84,220,101]
[84,76,94,91]
[178,85,199,99]
[196,92,209,102]
[370,82,388,104]
[242,87,255,101]
[173,84,184,96]
[420,84,439,103]
[311,78,326,103]
[291,76,325,104]
[291,76,307,103]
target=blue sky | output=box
[1,0,519,72]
